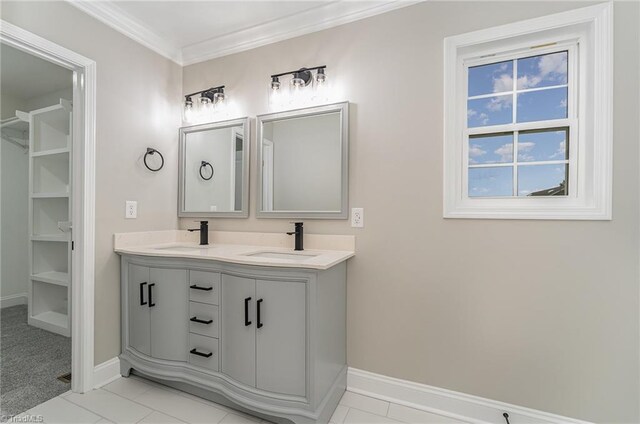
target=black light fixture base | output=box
[293,69,313,86]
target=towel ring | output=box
[144,148,164,172]
[200,161,214,181]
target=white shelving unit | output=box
[28,99,72,337]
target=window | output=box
[467,49,573,198]
[443,3,612,220]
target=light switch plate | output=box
[125,201,137,219]
[351,208,364,228]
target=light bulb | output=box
[183,97,194,122]
[315,68,326,84]
[271,77,281,91]
[313,70,328,102]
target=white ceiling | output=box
[68,1,420,65]
[0,44,73,101]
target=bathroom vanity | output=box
[116,231,354,424]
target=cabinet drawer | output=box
[189,302,219,338]
[189,271,220,305]
[188,333,218,372]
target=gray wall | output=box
[181,2,640,422]
[0,136,28,300]
[0,92,28,301]
[1,1,182,364]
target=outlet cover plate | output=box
[125,201,137,219]
[351,208,364,228]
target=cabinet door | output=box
[221,274,256,387]
[149,268,188,361]
[256,280,306,396]
[128,264,150,356]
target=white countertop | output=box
[114,231,355,270]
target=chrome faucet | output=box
[286,222,304,251]
[187,220,209,245]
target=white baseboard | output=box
[347,368,592,424]
[1,292,27,309]
[88,359,591,423]
[93,357,121,388]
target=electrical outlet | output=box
[125,201,137,219]
[351,208,364,228]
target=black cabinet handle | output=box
[244,297,251,326]
[189,348,213,358]
[190,316,213,324]
[190,284,213,291]
[148,283,155,307]
[139,282,147,306]
[257,299,263,329]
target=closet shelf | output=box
[31,271,69,287]
[31,147,70,157]
[0,114,28,132]
[30,311,68,329]
[31,235,68,242]
[31,192,69,199]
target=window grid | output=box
[467,129,570,197]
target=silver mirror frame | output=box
[256,102,349,219]
[178,117,250,218]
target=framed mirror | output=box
[179,118,250,217]
[257,102,349,219]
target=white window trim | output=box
[443,3,613,220]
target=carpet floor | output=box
[1,305,71,420]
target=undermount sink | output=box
[245,251,319,262]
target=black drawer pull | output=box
[190,284,213,291]
[190,316,213,325]
[257,299,263,329]
[189,348,213,358]
[139,282,147,306]
[244,297,251,326]
[148,283,155,307]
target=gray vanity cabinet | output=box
[221,275,306,397]
[120,255,348,424]
[126,264,188,361]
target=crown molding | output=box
[66,1,422,67]
[181,1,422,65]
[66,0,183,64]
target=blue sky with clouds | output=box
[466,51,569,197]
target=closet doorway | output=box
[1,42,74,417]
[0,20,96,418]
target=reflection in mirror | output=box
[179,118,249,217]
[257,102,348,219]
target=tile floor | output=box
[9,375,468,424]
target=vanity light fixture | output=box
[269,66,326,90]
[183,85,226,121]
[268,66,330,109]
